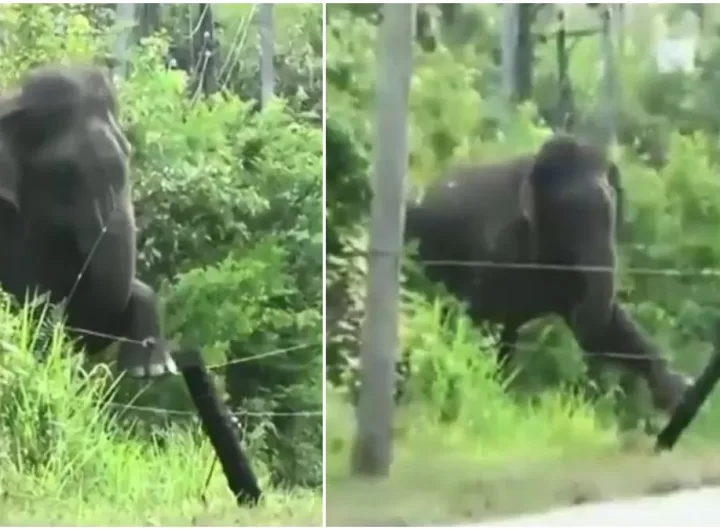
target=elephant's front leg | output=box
[563,256,690,413]
[569,303,691,413]
[559,182,691,413]
[115,279,178,378]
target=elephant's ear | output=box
[0,93,22,210]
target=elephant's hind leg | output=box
[115,279,178,378]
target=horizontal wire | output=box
[208,342,322,370]
[330,320,709,363]
[339,244,720,278]
[495,338,708,362]
[415,258,720,279]
[56,324,320,371]
[106,401,322,418]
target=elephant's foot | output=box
[648,370,693,414]
[117,337,179,378]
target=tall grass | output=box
[327,293,621,482]
[326,294,720,525]
[0,293,320,525]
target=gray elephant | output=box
[405,134,691,413]
[0,64,176,378]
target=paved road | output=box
[474,487,720,526]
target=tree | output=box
[501,3,535,109]
[258,3,275,109]
[516,4,535,102]
[351,3,414,477]
[137,3,161,38]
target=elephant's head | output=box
[0,65,131,226]
[0,64,136,312]
[527,135,620,260]
[527,135,622,341]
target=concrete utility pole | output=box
[258,3,275,109]
[113,4,137,79]
[599,5,618,148]
[500,3,519,124]
[351,2,414,477]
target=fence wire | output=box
[491,338,712,363]
[30,322,323,422]
[330,332,703,365]
[333,245,720,365]
[106,401,322,419]
[341,246,720,279]
[414,258,720,279]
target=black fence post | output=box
[656,325,720,451]
[175,348,262,506]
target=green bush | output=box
[163,242,322,487]
[122,42,323,485]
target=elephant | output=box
[0,63,177,378]
[404,134,691,413]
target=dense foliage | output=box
[326,4,720,438]
[0,1,322,498]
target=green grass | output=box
[1,460,321,526]
[0,296,321,526]
[327,432,720,526]
[326,295,720,526]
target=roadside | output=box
[478,487,720,526]
[327,447,720,526]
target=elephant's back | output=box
[407,154,535,261]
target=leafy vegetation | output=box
[326,4,720,524]
[0,4,321,525]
